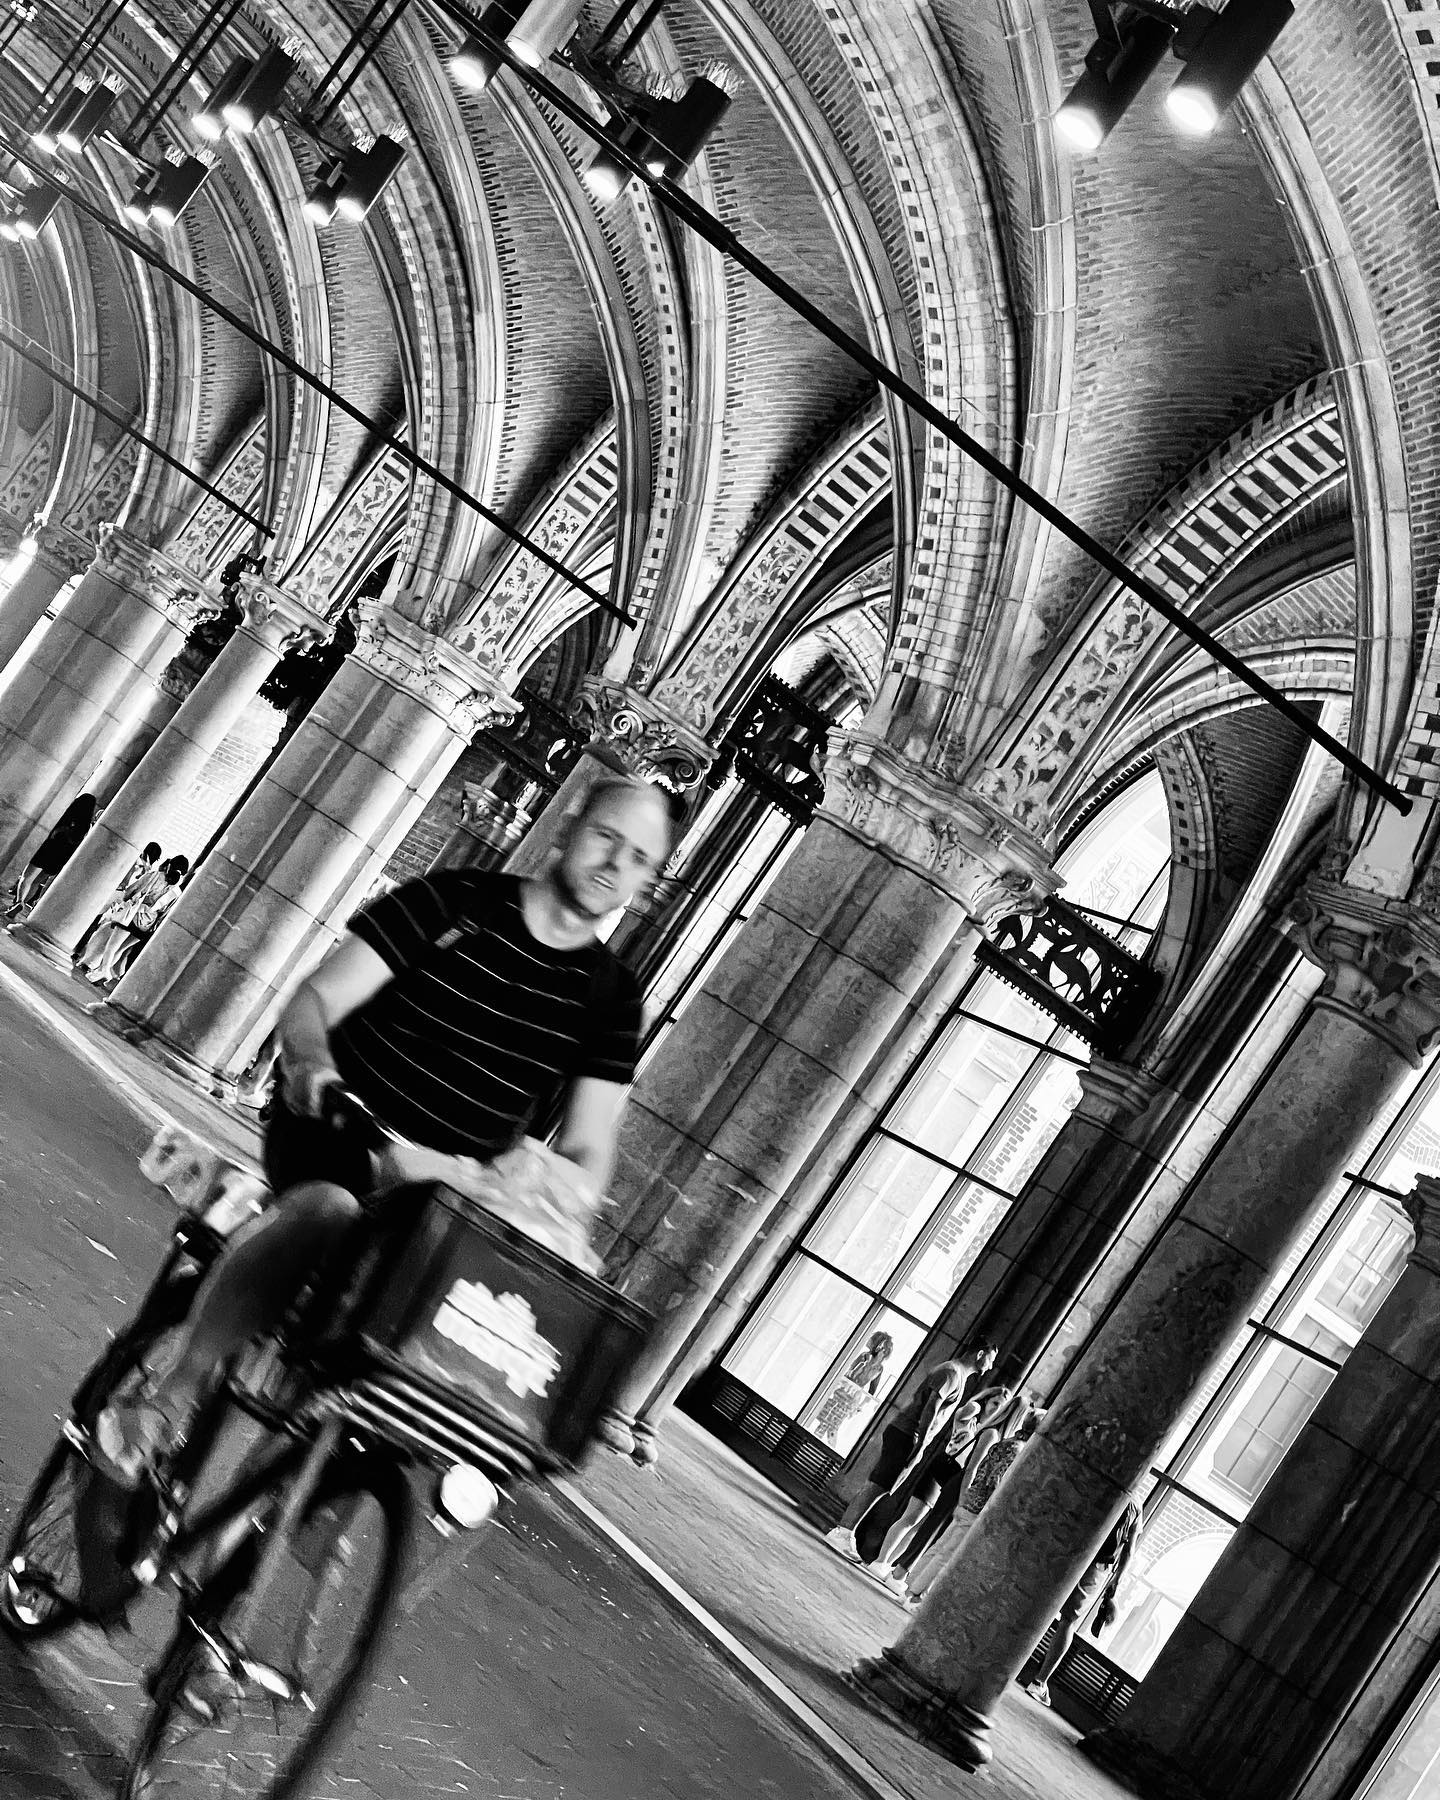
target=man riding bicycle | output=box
[93,775,674,1488]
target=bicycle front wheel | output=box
[1,1306,193,1640]
[123,1455,410,1800]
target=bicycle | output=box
[1,1095,649,1799]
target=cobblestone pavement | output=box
[0,943,1140,1800]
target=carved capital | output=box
[25,519,93,578]
[1074,1058,1164,1130]
[235,573,328,656]
[819,731,1056,923]
[1404,1176,1440,1279]
[1287,878,1440,1066]
[352,600,521,737]
[95,523,222,622]
[577,679,714,791]
[457,782,531,850]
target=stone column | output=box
[597,731,1055,1460]
[428,779,534,872]
[104,601,517,1084]
[20,577,326,963]
[1082,1174,1440,1800]
[0,521,92,674]
[848,880,1440,1773]
[0,524,216,868]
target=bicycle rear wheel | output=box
[1,1306,192,1640]
[123,1455,410,1800]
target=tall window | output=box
[1102,1063,1435,1679]
[712,770,1172,1458]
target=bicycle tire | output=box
[122,1453,411,1800]
[1,1292,196,1641]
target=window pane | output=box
[887,1181,1011,1322]
[889,1014,1040,1174]
[1105,1488,1233,1678]
[1315,1211,1411,1328]
[804,1139,960,1285]
[1201,1325,1344,1504]
[799,1307,930,1455]
[722,1259,873,1416]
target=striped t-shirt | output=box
[330,871,643,1158]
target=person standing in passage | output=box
[1021,1491,1143,1708]
[79,855,188,985]
[823,1342,998,1559]
[6,794,97,916]
[813,1331,895,1445]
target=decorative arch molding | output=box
[167,417,270,579]
[818,0,1016,712]
[453,416,622,678]
[276,447,413,618]
[972,373,1347,833]
[814,595,889,710]
[650,402,890,735]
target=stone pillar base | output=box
[1080,1727,1208,1800]
[9,919,78,971]
[593,1407,660,1468]
[91,998,230,1098]
[846,1650,993,1771]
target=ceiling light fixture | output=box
[1055,12,1171,152]
[221,44,295,134]
[450,5,525,91]
[193,56,255,141]
[56,82,119,154]
[12,181,62,239]
[1165,0,1294,136]
[506,0,585,69]
[334,135,406,221]
[30,84,87,155]
[149,156,210,227]
[123,168,162,225]
[643,69,737,178]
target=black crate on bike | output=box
[351,1183,650,1466]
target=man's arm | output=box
[553,1075,629,1193]
[276,932,394,1116]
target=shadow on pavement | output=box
[0,1630,131,1798]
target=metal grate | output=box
[1019,1630,1138,1729]
[701,1373,842,1493]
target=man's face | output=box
[556,787,671,920]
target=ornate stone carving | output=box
[235,572,328,657]
[352,599,520,737]
[577,679,714,791]
[282,456,408,617]
[651,535,811,733]
[1073,1057,1164,1130]
[26,518,94,578]
[93,524,222,630]
[0,426,54,522]
[63,437,141,539]
[1288,878,1440,1065]
[169,432,268,573]
[821,732,1056,923]
[451,504,591,673]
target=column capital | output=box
[353,599,521,737]
[94,522,223,621]
[1404,1175,1440,1278]
[577,679,714,791]
[818,730,1057,924]
[235,572,328,655]
[25,518,93,578]
[1287,878,1440,1066]
[1073,1057,1164,1129]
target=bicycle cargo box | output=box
[353,1182,650,1467]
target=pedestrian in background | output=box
[5,794,97,918]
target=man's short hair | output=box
[576,774,686,836]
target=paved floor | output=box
[0,935,1141,1800]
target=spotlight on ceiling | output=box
[57,82,118,154]
[194,56,255,142]
[506,0,585,69]
[1055,12,1172,153]
[12,181,62,239]
[222,45,295,134]
[1165,0,1294,136]
[0,217,18,244]
[30,84,87,155]
[123,168,162,225]
[643,72,736,178]
[581,118,656,206]
[335,136,406,222]
[306,138,407,225]
[449,4,524,91]
[149,156,211,228]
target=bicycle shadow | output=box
[0,1629,138,1799]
